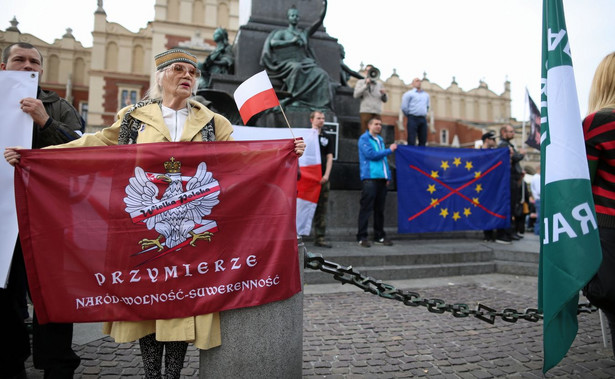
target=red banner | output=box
[14,140,301,324]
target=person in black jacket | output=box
[495,124,525,244]
[480,130,498,242]
[1,42,83,379]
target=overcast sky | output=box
[2,0,614,120]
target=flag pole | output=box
[522,88,528,146]
[538,0,602,372]
[278,104,296,139]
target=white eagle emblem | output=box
[124,157,220,264]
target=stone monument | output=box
[199,0,396,192]
[197,27,234,89]
[195,7,399,375]
[259,3,333,110]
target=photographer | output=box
[353,64,388,134]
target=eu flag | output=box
[396,146,510,233]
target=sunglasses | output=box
[167,63,201,78]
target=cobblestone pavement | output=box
[23,274,614,378]
[302,275,614,378]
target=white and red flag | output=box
[295,131,322,236]
[233,126,321,236]
[233,70,280,124]
[14,140,301,323]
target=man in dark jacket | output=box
[1,42,83,379]
[495,124,525,244]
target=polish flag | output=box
[233,126,322,236]
[233,70,281,124]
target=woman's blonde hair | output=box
[587,52,615,115]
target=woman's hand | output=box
[294,138,305,157]
[4,147,23,166]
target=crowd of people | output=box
[2,43,305,379]
[476,127,541,245]
[2,12,614,374]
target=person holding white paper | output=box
[0,42,83,379]
[5,47,305,379]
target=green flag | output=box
[538,0,602,373]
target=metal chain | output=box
[304,250,598,324]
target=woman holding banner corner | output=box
[4,48,305,378]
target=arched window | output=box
[440,129,449,145]
[132,45,144,74]
[118,86,141,110]
[73,57,86,85]
[487,101,494,121]
[193,0,205,24]
[47,55,60,83]
[168,0,179,22]
[431,95,437,117]
[473,99,480,120]
[105,42,118,71]
[218,2,230,28]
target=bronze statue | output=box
[198,27,234,89]
[339,45,363,87]
[259,0,332,110]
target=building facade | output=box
[1,17,92,124]
[1,0,521,151]
[1,0,239,133]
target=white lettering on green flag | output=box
[538,0,602,373]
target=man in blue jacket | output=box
[357,118,397,247]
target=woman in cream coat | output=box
[5,48,305,378]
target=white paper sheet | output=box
[0,71,37,287]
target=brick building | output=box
[1,0,526,153]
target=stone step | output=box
[495,261,539,276]
[494,249,540,264]
[304,261,496,285]
[305,249,493,267]
[301,236,541,285]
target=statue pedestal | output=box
[198,239,304,378]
